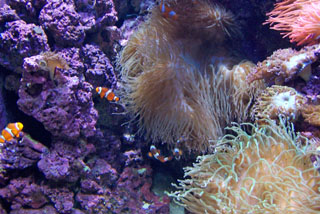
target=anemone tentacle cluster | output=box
[169,119,320,213]
[265,0,320,46]
[118,0,264,152]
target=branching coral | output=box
[118,0,263,152]
[251,85,307,123]
[264,0,320,46]
[247,44,320,84]
[169,119,320,213]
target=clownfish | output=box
[0,122,24,143]
[173,147,183,160]
[148,145,173,163]
[159,0,178,20]
[96,87,120,102]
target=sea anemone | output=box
[264,0,320,46]
[251,85,307,123]
[169,119,320,213]
[118,0,260,152]
[247,44,320,84]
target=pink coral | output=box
[265,0,320,46]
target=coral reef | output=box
[39,0,86,46]
[2,0,315,213]
[265,0,320,46]
[76,164,170,213]
[169,119,320,213]
[0,176,48,210]
[82,44,118,88]
[251,85,307,122]
[18,53,98,140]
[247,44,320,85]
[119,0,264,152]
[0,20,49,72]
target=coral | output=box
[247,44,320,84]
[118,0,263,152]
[87,158,118,187]
[18,53,98,140]
[169,119,320,213]
[76,165,170,213]
[0,176,48,210]
[10,205,58,214]
[0,133,48,185]
[0,4,20,27]
[41,185,74,214]
[264,0,320,46]
[301,104,320,126]
[39,0,118,48]
[24,51,70,80]
[81,44,117,88]
[0,20,49,71]
[251,85,307,122]
[6,0,47,23]
[38,140,95,182]
[39,0,85,46]
[0,132,48,170]
[39,52,69,79]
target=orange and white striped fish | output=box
[159,0,178,20]
[0,122,24,143]
[148,145,173,163]
[96,87,120,102]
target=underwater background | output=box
[0,0,320,213]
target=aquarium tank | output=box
[0,0,319,213]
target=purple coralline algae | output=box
[5,0,47,23]
[82,44,118,88]
[0,20,49,71]
[76,165,170,213]
[0,133,48,184]
[0,176,48,210]
[18,54,98,140]
[42,185,75,213]
[10,205,58,214]
[0,4,20,26]
[39,0,86,46]
[38,140,95,182]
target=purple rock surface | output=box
[0,20,49,71]
[17,54,98,140]
[39,0,86,46]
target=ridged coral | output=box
[264,0,320,46]
[247,44,320,84]
[118,0,263,152]
[169,119,320,213]
[251,85,307,123]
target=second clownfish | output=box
[96,87,120,102]
[0,122,24,143]
[148,145,173,163]
[159,0,178,20]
